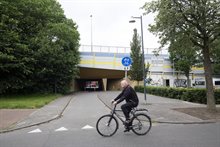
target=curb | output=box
[0,96,73,134]
[152,120,217,124]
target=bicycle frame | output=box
[108,105,124,123]
[109,104,148,124]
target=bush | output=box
[215,89,220,104]
[134,86,220,104]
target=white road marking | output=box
[82,125,94,130]
[55,127,68,132]
[27,125,95,134]
[28,129,42,133]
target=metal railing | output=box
[79,44,168,55]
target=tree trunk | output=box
[186,74,190,88]
[202,47,216,112]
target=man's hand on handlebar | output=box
[111,99,117,105]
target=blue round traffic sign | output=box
[121,57,132,67]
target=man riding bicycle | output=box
[111,79,139,132]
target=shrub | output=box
[134,86,220,104]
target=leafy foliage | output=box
[142,0,220,110]
[135,86,220,105]
[211,39,220,74]
[0,0,80,94]
[129,29,143,83]
[169,33,198,87]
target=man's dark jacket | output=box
[114,85,139,105]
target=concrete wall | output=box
[107,79,122,91]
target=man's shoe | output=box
[125,120,132,127]
[124,128,130,132]
[123,119,131,132]
[124,119,130,125]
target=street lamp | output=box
[129,16,147,103]
[90,15,93,52]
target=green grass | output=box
[0,94,61,109]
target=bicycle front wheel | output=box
[131,113,152,135]
[96,114,118,137]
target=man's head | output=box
[120,79,129,89]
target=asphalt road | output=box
[0,92,220,147]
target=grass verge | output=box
[0,94,61,109]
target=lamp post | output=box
[129,16,147,103]
[90,15,93,52]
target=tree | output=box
[130,29,143,85]
[143,0,220,111]
[0,0,80,94]
[169,33,198,88]
[32,21,80,93]
[0,0,34,93]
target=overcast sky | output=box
[57,0,160,49]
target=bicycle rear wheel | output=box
[131,113,152,135]
[96,114,118,137]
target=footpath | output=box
[0,92,219,133]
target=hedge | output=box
[134,86,220,104]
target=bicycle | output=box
[96,104,152,137]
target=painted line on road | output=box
[55,127,68,132]
[82,125,94,130]
[28,129,42,133]
[27,125,95,134]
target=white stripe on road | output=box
[81,125,94,130]
[28,125,95,133]
[55,127,68,132]
[28,129,42,133]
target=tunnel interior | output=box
[75,67,124,91]
[76,79,104,91]
[75,78,122,91]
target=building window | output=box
[215,81,220,85]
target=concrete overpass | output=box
[77,51,129,91]
[74,45,205,91]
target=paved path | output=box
[97,91,218,123]
[0,95,72,133]
[0,91,219,133]
[0,109,35,129]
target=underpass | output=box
[75,45,169,91]
[74,45,207,91]
[76,67,124,91]
[75,50,131,91]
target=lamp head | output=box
[129,20,136,23]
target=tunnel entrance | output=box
[76,78,122,91]
[75,67,125,91]
[76,79,104,91]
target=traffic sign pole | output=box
[124,67,128,78]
